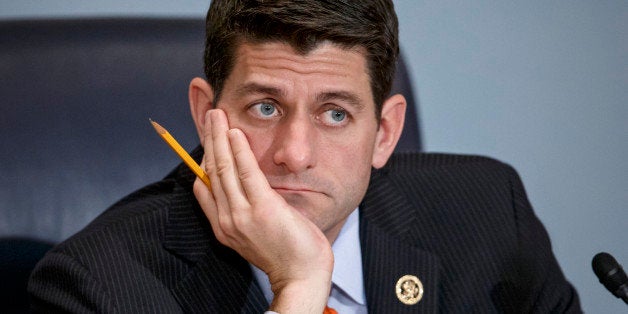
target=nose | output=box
[272,115,317,173]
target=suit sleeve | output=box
[28,251,115,313]
[506,165,582,313]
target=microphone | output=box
[592,252,628,304]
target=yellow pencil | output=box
[150,119,211,189]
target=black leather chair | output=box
[0,238,53,313]
[0,18,421,312]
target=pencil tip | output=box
[150,119,166,134]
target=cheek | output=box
[322,134,375,180]
[335,145,371,169]
[334,129,376,165]
[326,145,373,212]
[239,126,275,167]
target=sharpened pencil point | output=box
[150,119,211,190]
[150,119,166,134]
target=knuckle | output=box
[204,160,216,175]
[237,165,255,182]
[213,231,228,245]
[192,179,202,195]
[217,213,233,232]
[215,159,232,177]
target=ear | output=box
[189,77,215,143]
[371,94,407,169]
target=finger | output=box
[210,110,250,211]
[202,110,228,207]
[192,176,227,244]
[227,128,274,203]
[201,110,235,239]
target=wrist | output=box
[269,275,331,314]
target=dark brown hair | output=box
[204,0,399,119]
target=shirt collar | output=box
[331,208,366,305]
[251,208,365,305]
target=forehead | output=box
[224,41,372,98]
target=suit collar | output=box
[360,165,441,313]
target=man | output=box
[29,0,581,313]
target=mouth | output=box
[273,184,307,190]
[267,175,331,197]
[271,185,328,197]
[273,186,316,193]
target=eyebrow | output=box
[235,82,285,98]
[235,82,365,111]
[316,90,365,111]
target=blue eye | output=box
[250,102,280,119]
[259,104,275,116]
[321,108,348,125]
[330,109,346,122]
[259,103,276,116]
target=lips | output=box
[271,186,312,191]
[267,175,332,197]
[271,185,327,196]
[273,186,316,193]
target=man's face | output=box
[213,41,384,239]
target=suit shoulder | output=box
[383,152,517,175]
[50,176,178,256]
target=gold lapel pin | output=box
[395,275,424,305]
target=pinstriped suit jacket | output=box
[29,148,581,313]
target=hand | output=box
[193,109,333,313]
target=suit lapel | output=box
[170,244,267,313]
[360,167,441,313]
[162,146,268,313]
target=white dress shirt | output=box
[253,208,367,313]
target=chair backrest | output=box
[0,237,53,311]
[0,18,421,244]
